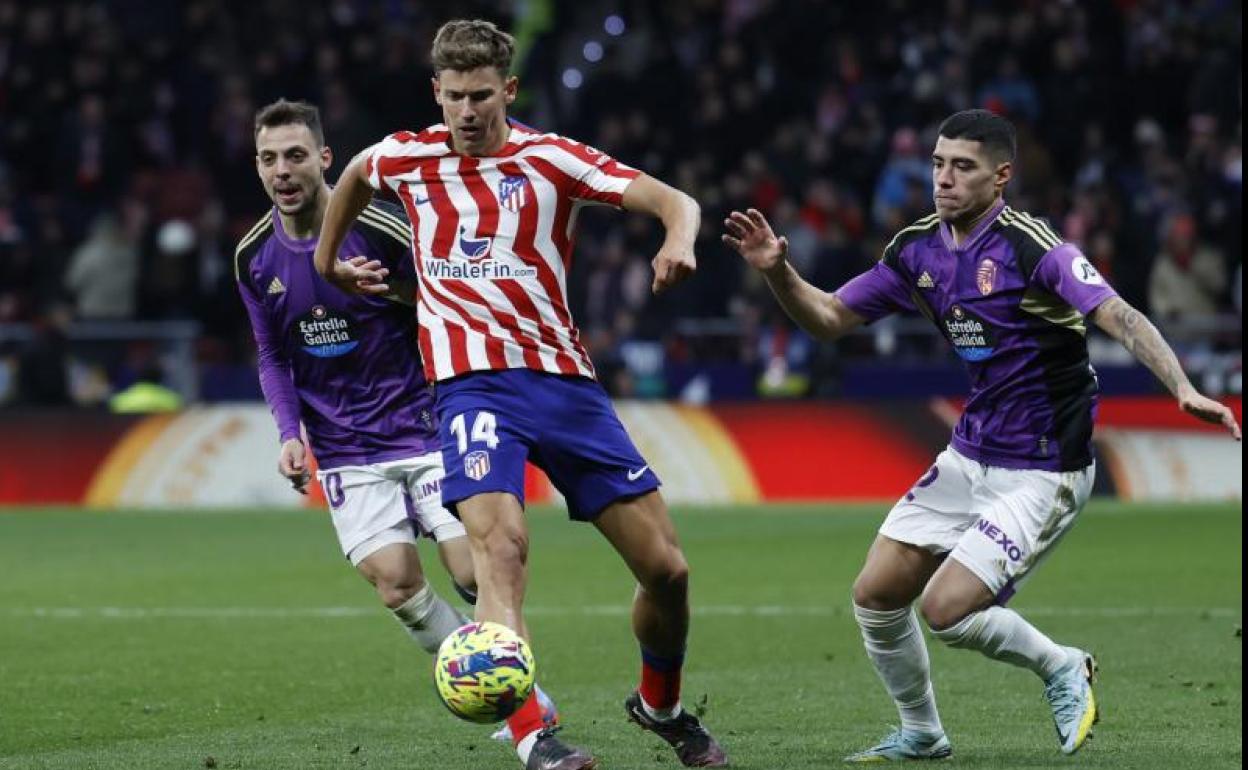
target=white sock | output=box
[390,583,469,653]
[853,604,944,737]
[932,605,1069,681]
[640,695,683,722]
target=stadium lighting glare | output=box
[604,15,626,36]
[583,41,604,62]
[562,68,584,89]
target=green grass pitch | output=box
[0,502,1241,769]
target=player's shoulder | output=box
[356,199,412,248]
[994,205,1064,254]
[993,205,1066,273]
[880,212,941,267]
[233,211,275,283]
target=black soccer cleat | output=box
[524,727,598,770]
[624,691,729,767]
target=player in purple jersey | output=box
[724,110,1240,762]
[235,98,508,697]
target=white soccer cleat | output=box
[1044,647,1099,755]
[844,728,952,763]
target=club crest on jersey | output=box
[976,259,997,295]
[464,450,491,481]
[457,226,493,262]
[498,174,531,213]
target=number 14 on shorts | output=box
[449,411,500,454]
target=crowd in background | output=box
[0,0,1241,404]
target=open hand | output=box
[721,208,788,272]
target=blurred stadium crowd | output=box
[0,0,1241,405]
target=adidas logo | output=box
[917,271,935,289]
[267,277,286,295]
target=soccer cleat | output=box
[491,686,559,742]
[1044,647,1099,755]
[843,728,952,763]
[523,727,597,770]
[624,690,729,767]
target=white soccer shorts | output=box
[879,446,1095,602]
[317,452,467,566]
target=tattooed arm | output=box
[1090,296,1241,439]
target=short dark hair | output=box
[254,99,324,147]
[431,19,515,75]
[937,109,1016,164]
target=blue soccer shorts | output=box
[435,369,661,520]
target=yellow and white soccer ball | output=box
[434,621,536,723]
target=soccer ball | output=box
[434,621,536,723]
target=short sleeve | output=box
[1030,243,1118,315]
[834,262,915,323]
[535,137,641,206]
[365,132,423,193]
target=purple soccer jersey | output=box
[234,199,438,469]
[836,200,1118,471]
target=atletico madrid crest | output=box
[498,175,530,213]
[465,450,491,481]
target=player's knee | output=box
[918,590,968,632]
[374,572,428,610]
[851,572,906,611]
[641,548,689,601]
[479,523,529,573]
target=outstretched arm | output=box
[722,208,865,340]
[1091,296,1240,439]
[621,173,700,294]
[312,149,390,296]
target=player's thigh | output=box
[435,372,535,514]
[856,448,980,609]
[594,490,687,587]
[947,461,1095,605]
[319,465,417,566]
[385,452,469,544]
[529,374,660,521]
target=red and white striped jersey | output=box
[364,121,640,383]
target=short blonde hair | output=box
[431,19,515,75]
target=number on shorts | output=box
[324,471,345,507]
[905,465,939,502]
[449,411,500,454]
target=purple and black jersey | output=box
[234,199,437,470]
[836,200,1118,471]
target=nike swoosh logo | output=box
[627,465,649,482]
[413,196,431,205]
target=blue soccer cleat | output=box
[1045,647,1099,754]
[843,728,952,763]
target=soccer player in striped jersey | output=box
[313,20,728,770]
[724,109,1241,762]
[236,99,556,727]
